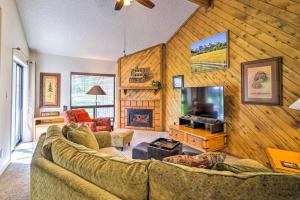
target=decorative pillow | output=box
[66,124,100,151]
[213,159,273,173]
[42,125,64,161]
[75,112,92,122]
[163,152,226,169]
[62,122,78,138]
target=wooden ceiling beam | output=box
[187,0,212,8]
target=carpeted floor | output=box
[0,163,30,200]
[0,130,201,200]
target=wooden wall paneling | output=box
[117,44,165,131]
[165,0,300,165]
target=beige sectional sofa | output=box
[31,126,300,200]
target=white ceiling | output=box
[16,0,197,61]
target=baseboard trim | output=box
[0,160,10,176]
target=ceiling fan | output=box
[114,0,155,11]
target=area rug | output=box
[0,163,30,200]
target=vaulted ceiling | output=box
[16,0,198,61]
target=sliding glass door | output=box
[12,63,24,148]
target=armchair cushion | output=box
[64,109,86,124]
[75,112,92,122]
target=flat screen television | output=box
[181,86,224,121]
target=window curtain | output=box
[23,60,35,142]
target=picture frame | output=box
[241,57,282,105]
[191,31,229,73]
[40,73,61,107]
[173,75,184,89]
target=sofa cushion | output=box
[98,147,124,157]
[42,125,64,161]
[62,122,78,138]
[51,138,150,200]
[66,125,100,151]
[213,159,273,173]
[148,160,300,200]
[163,152,226,169]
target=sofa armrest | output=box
[94,131,112,148]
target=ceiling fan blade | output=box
[136,0,155,9]
[114,0,124,10]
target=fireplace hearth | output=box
[127,109,153,128]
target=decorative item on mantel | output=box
[129,66,152,83]
[152,80,162,90]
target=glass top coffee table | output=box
[147,138,183,161]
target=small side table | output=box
[266,148,300,174]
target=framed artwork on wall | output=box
[173,75,184,88]
[191,31,229,73]
[40,73,61,107]
[241,57,282,105]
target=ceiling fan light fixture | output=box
[124,0,134,6]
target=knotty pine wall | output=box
[165,0,300,165]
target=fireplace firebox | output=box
[127,109,153,128]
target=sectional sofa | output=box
[30,126,300,200]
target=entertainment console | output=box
[169,125,227,152]
[179,115,224,133]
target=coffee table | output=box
[147,138,183,160]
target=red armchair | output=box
[64,109,112,132]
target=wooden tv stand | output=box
[169,125,227,152]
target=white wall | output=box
[32,52,117,116]
[0,0,29,174]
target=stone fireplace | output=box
[127,109,153,128]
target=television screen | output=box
[181,86,224,121]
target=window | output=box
[71,72,115,120]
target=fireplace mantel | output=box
[119,86,160,95]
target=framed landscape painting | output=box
[191,31,229,73]
[241,57,282,105]
[40,73,61,107]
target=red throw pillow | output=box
[75,112,92,122]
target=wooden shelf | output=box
[119,86,160,95]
